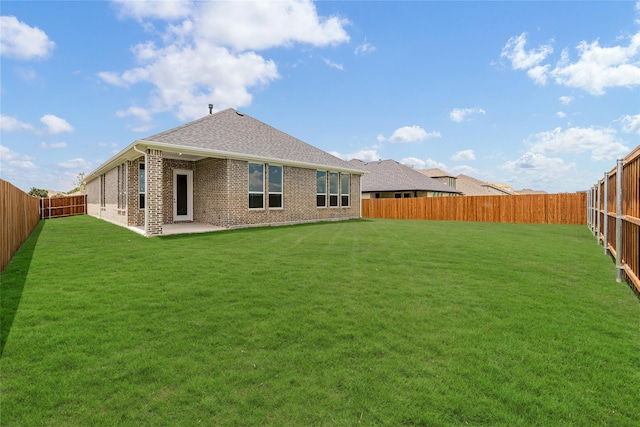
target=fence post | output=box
[603,172,608,255]
[596,182,600,242]
[615,158,623,283]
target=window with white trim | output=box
[268,164,283,208]
[117,164,127,209]
[100,174,106,208]
[329,172,339,207]
[316,171,327,207]
[248,163,264,209]
[139,162,145,209]
[341,173,350,207]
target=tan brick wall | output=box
[88,154,362,233]
[86,167,128,226]
[194,159,361,228]
[146,149,163,235]
[128,157,144,227]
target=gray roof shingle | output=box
[349,159,461,193]
[142,108,362,172]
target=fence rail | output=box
[589,145,640,293]
[362,193,586,224]
[40,195,86,219]
[0,179,41,272]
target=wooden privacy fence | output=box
[362,193,586,224]
[0,179,41,272]
[588,145,640,293]
[40,195,86,219]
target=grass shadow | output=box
[157,218,373,241]
[1,220,45,356]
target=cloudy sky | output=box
[1,0,639,193]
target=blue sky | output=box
[1,0,639,193]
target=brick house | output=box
[84,109,364,236]
[349,159,461,199]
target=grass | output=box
[1,215,639,426]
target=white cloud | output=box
[449,107,486,123]
[619,113,640,134]
[0,115,34,132]
[112,0,193,20]
[0,16,55,60]
[380,125,441,143]
[500,32,553,70]
[355,40,376,55]
[501,30,640,94]
[555,111,567,118]
[193,0,350,51]
[40,142,67,149]
[400,157,447,170]
[57,158,92,170]
[527,64,550,85]
[527,126,629,161]
[451,149,476,162]
[450,164,480,176]
[549,32,640,95]
[0,144,37,170]
[40,114,74,134]
[101,0,349,123]
[559,95,573,105]
[323,58,344,70]
[330,148,380,162]
[503,152,574,172]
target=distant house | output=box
[348,159,461,199]
[84,108,365,236]
[455,174,516,196]
[418,168,457,189]
[516,188,548,195]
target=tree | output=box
[68,172,86,194]
[28,187,49,198]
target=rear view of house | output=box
[84,109,364,236]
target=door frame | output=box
[173,169,193,222]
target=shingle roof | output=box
[419,168,455,178]
[142,108,362,172]
[349,159,462,193]
[455,174,515,196]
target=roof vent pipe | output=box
[208,104,213,114]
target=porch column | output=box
[146,149,164,236]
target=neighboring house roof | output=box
[348,159,462,194]
[86,108,364,182]
[516,188,548,195]
[455,174,516,196]
[418,168,456,179]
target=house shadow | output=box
[1,220,45,356]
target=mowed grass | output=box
[1,216,639,426]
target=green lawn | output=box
[1,216,638,426]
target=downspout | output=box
[133,144,147,235]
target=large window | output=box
[268,165,283,208]
[100,174,106,208]
[329,172,339,207]
[341,173,350,207]
[117,164,127,209]
[139,162,145,209]
[248,163,264,209]
[316,171,327,207]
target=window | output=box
[329,172,339,207]
[394,193,401,198]
[316,171,327,207]
[139,162,146,209]
[117,164,127,209]
[248,163,264,209]
[404,193,411,198]
[100,174,106,208]
[268,165,283,208]
[341,173,350,207]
